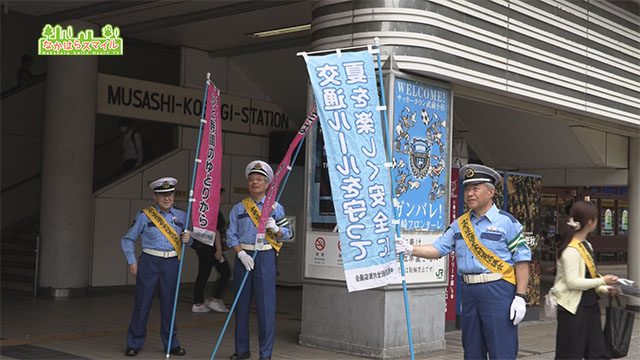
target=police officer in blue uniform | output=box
[227,160,293,360]
[121,177,190,357]
[396,164,531,360]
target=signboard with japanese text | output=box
[304,50,398,292]
[96,74,295,133]
[388,74,451,231]
[391,233,447,284]
[304,231,345,281]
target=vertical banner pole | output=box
[166,74,211,358]
[374,37,415,360]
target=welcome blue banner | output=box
[391,77,450,231]
[304,50,398,291]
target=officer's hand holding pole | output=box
[237,250,254,271]
[181,230,191,243]
[395,237,413,257]
[266,218,279,235]
[509,296,527,325]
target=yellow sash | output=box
[142,206,182,259]
[567,238,598,279]
[458,211,516,285]
[241,198,282,253]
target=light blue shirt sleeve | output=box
[273,203,292,240]
[121,211,146,265]
[225,203,242,249]
[432,222,457,257]
[507,220,532,263]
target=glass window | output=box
[308,123,336,231]
[600,198,616,236]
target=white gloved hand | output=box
[266,217,279,234]
[510,295,527,325]
[395,237,413,256]
[237,250,254,271]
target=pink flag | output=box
[191,82,223,244]
[257,104,318,236]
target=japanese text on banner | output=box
[303,50,398,292]
[391,77,450,231]
[191,82,223,244]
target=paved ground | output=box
[1,269,638,359]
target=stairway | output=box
[1,214,39,293]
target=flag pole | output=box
[210,108,317,360]
[374,37,415,360]
[166,73,212,358]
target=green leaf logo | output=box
[42,24,54,39]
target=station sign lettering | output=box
[97,73,292,134]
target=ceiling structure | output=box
[5,0,635,176]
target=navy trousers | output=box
[233,249,276,359]
[461,280,518,360]
[126,253,181,350]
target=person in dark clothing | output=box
[117,119,144,175]
[191,197,231,313]
[17,54,36,88]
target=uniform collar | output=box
[249,195,267,205]
[155,205,175,214]
[471,204,498,223]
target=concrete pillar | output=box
[38,20,98,297]
[627,137,639,310]
[300,3,447,355]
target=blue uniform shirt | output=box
[432,204,531,274]
[121,205,187,265]
[226,197,291,248]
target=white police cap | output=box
[459,164,502,186]
[149,177,177,193]
[245,160,273,183]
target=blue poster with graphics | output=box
[303,50,398,291]
[391,77,450,231]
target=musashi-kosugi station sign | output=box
[97,73,293,135]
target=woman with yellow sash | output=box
[552,201,619,359]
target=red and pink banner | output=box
[191,82,223,244]
[257,104,318,236]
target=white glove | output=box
[510,295,527,325]
[237,250,254,271]
[395,237,413,256]
[266,217,279,234]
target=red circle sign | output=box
[315,237,326,251]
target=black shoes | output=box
[229,353,251,360]
[126,347,185,357]
[169,347,186,356]
[124,348,139,357]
